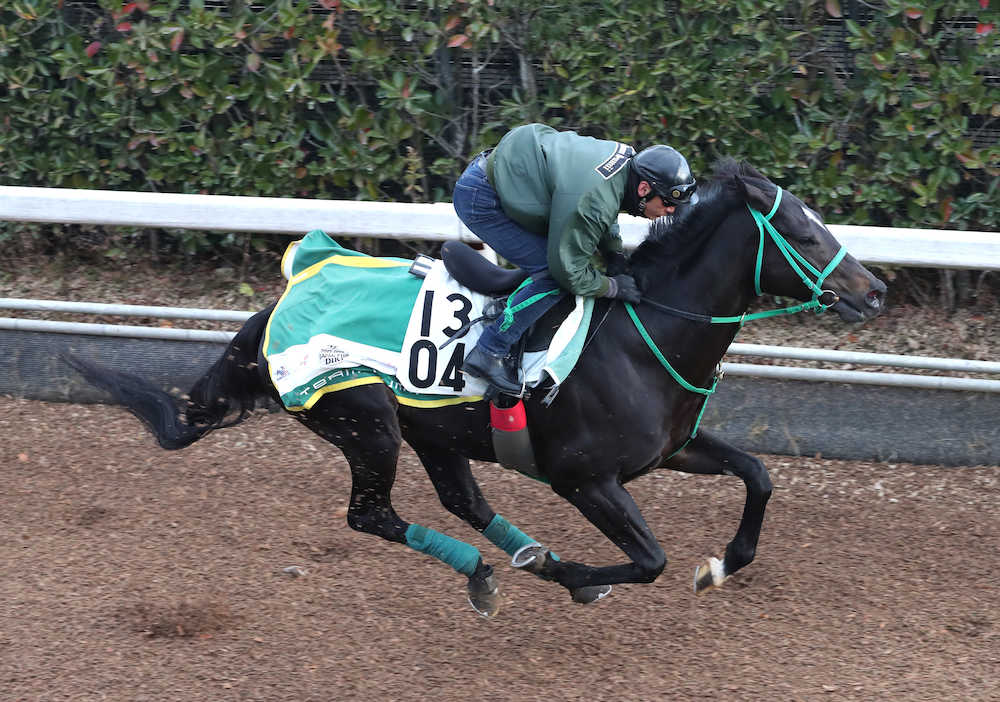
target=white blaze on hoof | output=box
[693,556,728,595]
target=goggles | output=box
[656,180,699,206]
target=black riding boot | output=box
[462,346,523,395]
[462,272,565,396]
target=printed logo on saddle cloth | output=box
[266,252,494,403]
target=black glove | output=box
[604,250,630,277]
[603,274,641,303]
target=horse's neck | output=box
[639,235,754,385]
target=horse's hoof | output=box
[693,556,728,595]
[467,566,500,618]
[511,542,547,574]
[467,588,500,618]
[570,584,612,604]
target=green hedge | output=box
[0,0,997,258]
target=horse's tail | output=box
[64,303,275,450]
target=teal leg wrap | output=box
[483,514,559,560]
[405,524,481,576]
[483,514,535,555]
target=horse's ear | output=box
[735,175,778,214]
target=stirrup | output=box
[483,382,528,403]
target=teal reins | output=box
[624,186,848,456]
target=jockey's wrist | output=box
[603,276,618,298]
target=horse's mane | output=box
[630,158,770,287]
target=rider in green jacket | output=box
[453,123,699,396]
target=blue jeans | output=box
[452,154,566,356]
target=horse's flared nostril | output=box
[866,288,884,310]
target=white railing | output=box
[0,298,252,322]
[2,185,999,269]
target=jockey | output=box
[453,122,699,396]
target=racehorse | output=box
[66,159,886,617]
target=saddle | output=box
[439,241,578,358]
[440,240,528,293]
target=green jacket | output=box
[486,123,633,297]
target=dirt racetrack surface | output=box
[2,397,998,702]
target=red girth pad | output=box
[490,401,527,432]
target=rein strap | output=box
[624,302,716,397]
[624,301,719,457]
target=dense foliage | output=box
[0,0,996,262]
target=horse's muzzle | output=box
[833,277,887,322]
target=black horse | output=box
[67,160,886,617]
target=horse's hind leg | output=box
[665,430,773,594]
[410,444,577,614]
[297,390,407,542]
[408,441,612,606]
[296,387,490,611]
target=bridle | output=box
[748,187,846,311]
[622,186,849,456]
[636,186,847,325]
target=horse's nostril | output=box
[866,289,882,309]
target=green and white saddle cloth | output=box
[264,230,593,411]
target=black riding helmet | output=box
[630,145,699,207]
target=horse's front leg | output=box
[664,430,773,594]
[522,476,668,592]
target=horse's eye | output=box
[781,226,819,244]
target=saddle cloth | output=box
[264,230,593,411]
